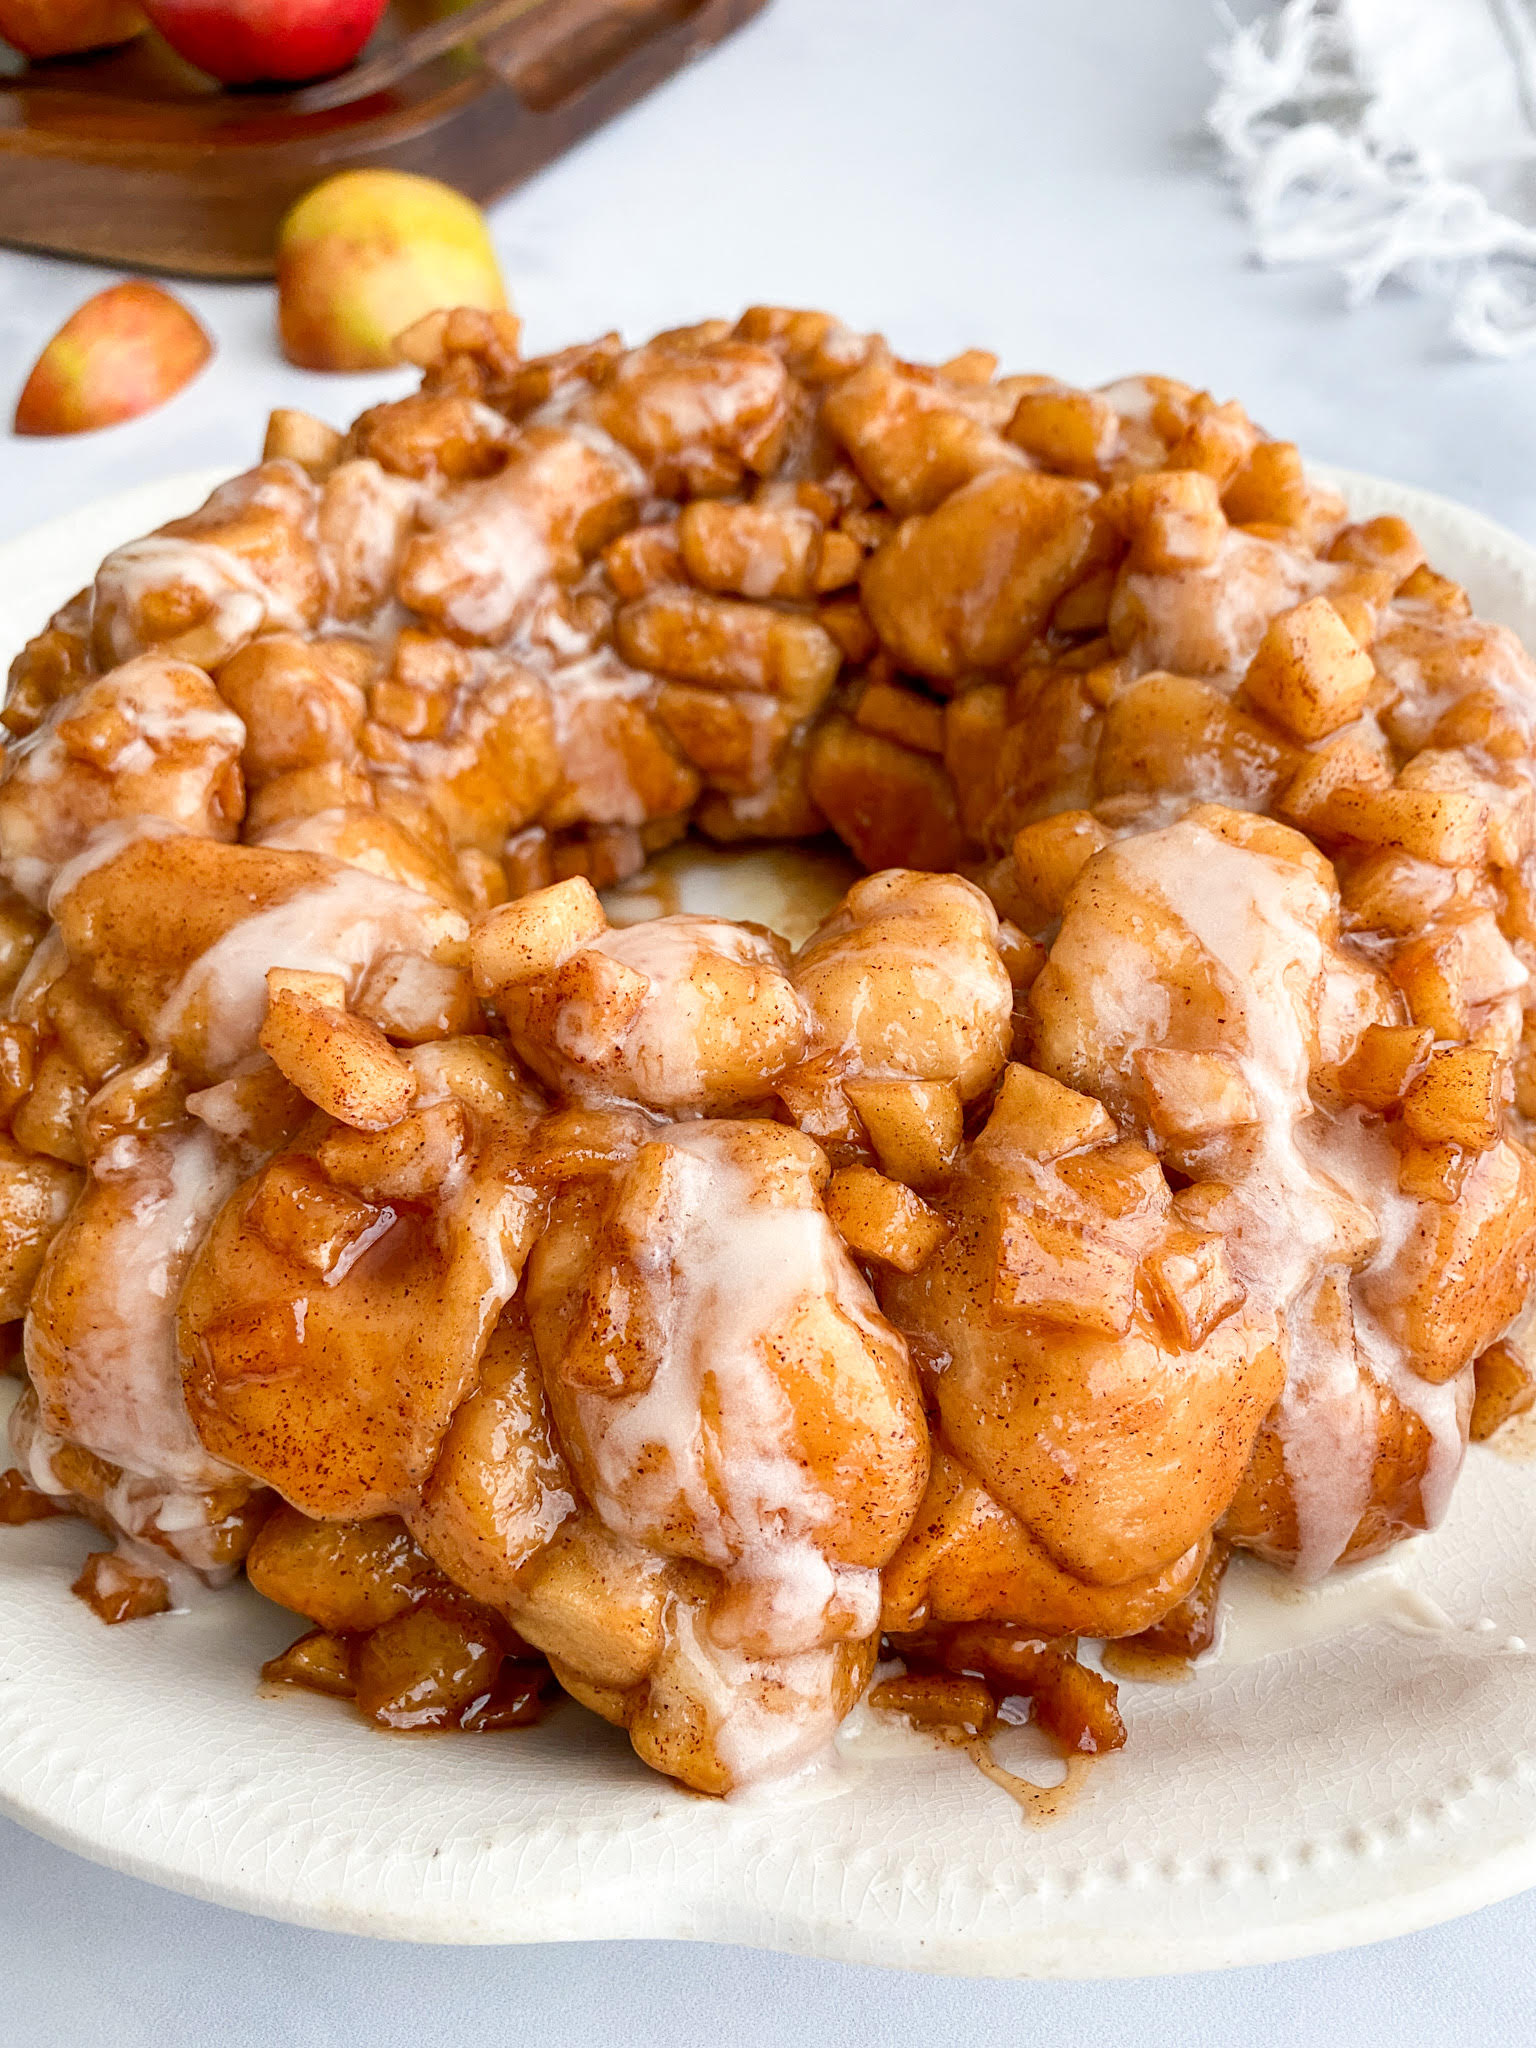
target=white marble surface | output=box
[3,0,1536,2036]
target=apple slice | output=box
[0,0,144,57]
[277,169,508,373]
[13,282,213,437]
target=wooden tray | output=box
[0,0,769,279]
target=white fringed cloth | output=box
[1209,0,1536,354]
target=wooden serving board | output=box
[0,0,769,279]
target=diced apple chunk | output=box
[1470,1341,1536,1442]
[678,498,822,600]
[12,1050,89,1167]
[260,972,418,1132]
[1389,929,1484,1040]
[825,1165,951,1273]
[995,920,1047,990]
[524,1106,648,1182]
[262,1628,357,1698]
[1134,1048,1257,1140]
[548,950,651,1061]
[1242,596,1376,743]
[983,1061,1115,1160]
[1058,1140,1166,1219]
[1279,733,1393,831]
[1327,515,1425,584]
[1337,1024,1434,1111]
[844,1078,962,1187]
[853,679,946,756]
[355,953,479,1045]
[615,587,841,714]
[1166,398,1257,488]
[246,1155,391,1279]
[263,408,343,477]
[1401,1046,1503,1150]
[1005,384,1118,476]
[72,1550,171,1625]
[993,1202,1136,1333]
[1011,810,1110,918]
[868,1673,995,1736]
[1398,564,1471,615]
[1052,566,1116,634]
[1396,1137,1468,1204]
[317,1100,469,1203]
[1122,468,1226,573]
[859,468,1098,682]
[1322,781,1489,867]
[1141,1229,1246,1348]
[472,877,606,996]
[601,522,683,600]
[352,1599,504,1730]
[1096,671,1298,804]
[266,967,347,1009]
[1222,439,1309,528]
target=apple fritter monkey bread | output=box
[3,304,1535,1793]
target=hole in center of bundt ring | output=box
[599,833,862,947]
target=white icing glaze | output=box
[156,868,469,1075]
[183,1073,269,1144]
[541,415,650,498]
[45,815,186,915]
[541,648,658,829]
[1094,374,1159,423]
[1091,817,1474,1578]
[315,458,423,624]
[794,874,1012,1087]
[1210,1548,1529,1666]
[562,916,793,1110]
[1119,529,1313,683]
[11,664,242,784]
[409,476,553,642]
[570,1123,885,1669]
[93,536,292,665]
[0,661,243,906]
[663,1603,851,1790]
[4,336,1534,1802]
[24,1121,243,1498]
[1372,607,1536,751]
[404,1041,543,1316]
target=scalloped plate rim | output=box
[1,461,1535,1978]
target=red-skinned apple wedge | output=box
[13,282,213,436]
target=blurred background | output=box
[4,0,1535,539]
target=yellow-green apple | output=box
[0,0,144,56]
[140,0,386,83]
[13,282,213,436]
[277,169,508,372]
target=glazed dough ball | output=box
[880,1066,1283,1605]
[1029,804,1536,1578]
[179,1039,544,1519]
[0,656,245,906]
[792,868,1013,1097]
[499,913,806,1118]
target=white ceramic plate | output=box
[3,466,1536,1978]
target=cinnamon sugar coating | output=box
[4,307,1536,1792]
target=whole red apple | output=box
[140,0,387,83]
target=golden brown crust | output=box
[6,309,1536,1794]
